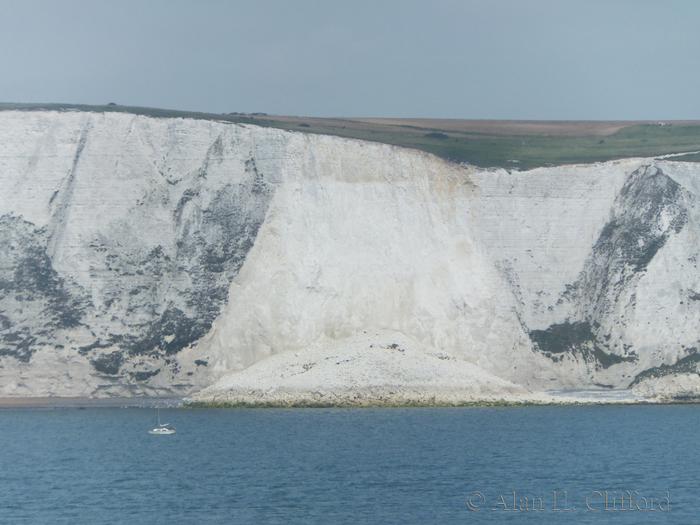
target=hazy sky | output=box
[1,0,699,120]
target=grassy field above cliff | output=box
[3,102,700,170]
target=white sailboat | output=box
[149,408,175,435]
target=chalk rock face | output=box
[0,111,279,396]
[1,110,699,399]
[473,160,700,395]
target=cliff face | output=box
[0,111,280,396]
[1,110,699,398]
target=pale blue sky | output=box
[1,0,699,119]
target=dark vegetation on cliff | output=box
[0,216,87,362]
[2,103,700,170]
[630,351,700,388]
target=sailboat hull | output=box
[149,428,175,435]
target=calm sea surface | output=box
[0,404,697,524]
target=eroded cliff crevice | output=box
[0,111,284,395]
[526,166,693,375]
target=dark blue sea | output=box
[0,404,696,524]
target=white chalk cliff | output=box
[1,110,699,401]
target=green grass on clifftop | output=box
[3,103,700,170]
